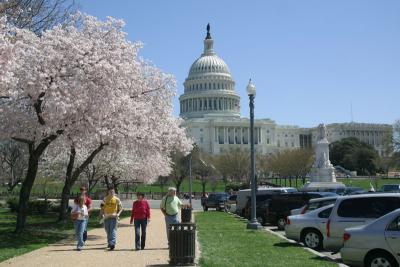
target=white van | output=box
[236,187,297,216]
[324,193,400,252]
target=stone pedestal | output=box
[310,165,337,183]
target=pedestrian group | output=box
[70,187,182,251]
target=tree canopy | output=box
[330,137,379,175]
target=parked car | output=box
[324,193,400,252]
[203,192,229,211]
[341,208,400,267]
[264,192,337,230]
[382,184,400,193]
[236,187,297,216]
[291,195,338,215]
[285,204,334,250]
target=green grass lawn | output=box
[195,212,336,267]
[337,177,400,191]
[0,209,130,263]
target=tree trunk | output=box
[59,179,74,221]
[15,152,39,233]
[15,133,59,234]
[201,180,206,195]
[59,142,105,221]
[174,177,184,193]
[59,145,76,221]
[104,175,111,189]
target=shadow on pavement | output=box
[273,242,302,248]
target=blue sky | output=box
[81,0,400,127]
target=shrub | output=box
[6,197,19,212]
[225,182,249,192]
[6,198,54,214]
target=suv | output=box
[324,193,400,252]
[203,192,229,211]
[265,192,337,229]
[236,187,297,216]
[243,194,276,225]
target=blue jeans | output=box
[83,217,89,242]
[104,217,117,247]
[165,214,180,242]
[134,219,148,250]
[74,219,87,249]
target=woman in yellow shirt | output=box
[101,188,123,250]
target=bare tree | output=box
[169,150,190,193]
[213,148,250,185]
[0,0,77,35]
[268,149,314,187]
[0,140,28,192]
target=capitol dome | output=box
[179,24,240,119]
[188,55,231,78]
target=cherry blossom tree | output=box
[0,0,77,34]
[0,13,192,232]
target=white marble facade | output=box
[180,25,392,156]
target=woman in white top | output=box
[71,196,88,251]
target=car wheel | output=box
[301,229,323,250]
[277,218,286,230]
[366,251,399,267]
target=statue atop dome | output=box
[206,23,211,39]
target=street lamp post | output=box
[246,79,261,230]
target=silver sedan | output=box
[341,208,400,267]
[285,204,333,250]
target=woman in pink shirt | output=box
[130,192,151,250]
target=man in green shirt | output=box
[160,187,182,242]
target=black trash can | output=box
[169,223,196,266]
[181,208,192,223]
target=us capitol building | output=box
[179,25,392,157]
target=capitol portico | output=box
[180,25,392,157]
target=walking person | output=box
[101,188,123,250]
[160,187,182,243]
[71,196,88,251]
[79,186,92,242]
[129,192,151,250]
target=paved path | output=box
[0,210,172,267]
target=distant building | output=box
[179,25,392,156]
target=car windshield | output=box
[209,194,228,200]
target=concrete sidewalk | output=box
[0,210,171,267]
